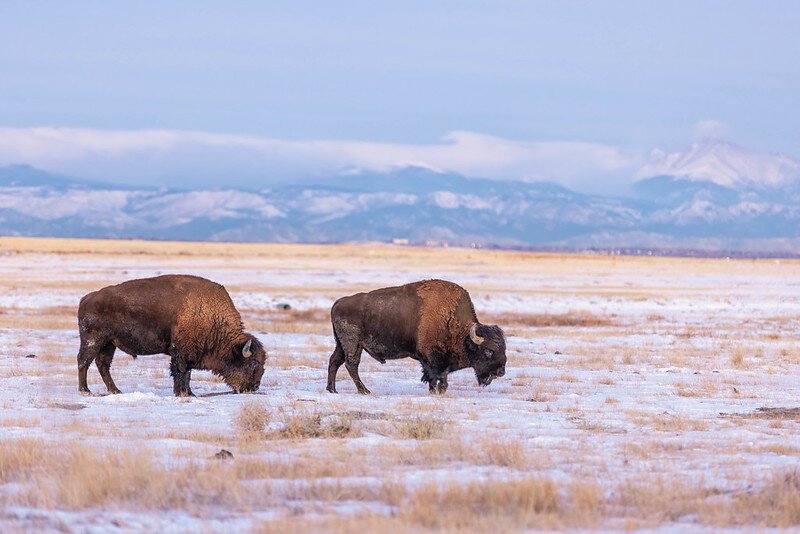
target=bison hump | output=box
[415,280,475,356]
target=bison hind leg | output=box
[77,340,99,394]
[344,346,371,395]
[326,342,346,394]
[95,343,121,395]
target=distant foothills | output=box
[1,140,800,258]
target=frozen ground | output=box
[2,238,800,532]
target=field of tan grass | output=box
[1,237,800,531]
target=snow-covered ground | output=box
[2,240,800,531]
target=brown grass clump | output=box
[254,515,414,534]
[726,470,800,527]
[615,476,712,523]
[568,478,604,521]
[0,439,44,482]
[487,310,615,328]
[1,442,244,510]
[392,413,448,440]
[233,400,270,440]
[236,454,357,480]
[731,345,747,369]
[626,410,709,432]
[274,409,357,439]
[403,477,560,531]
[526,384,556,402]
[245,307,330,334]
[477,439,528,468]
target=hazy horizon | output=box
[1,2,798,192]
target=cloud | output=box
[693,119,730,140]
[0,127,640,191]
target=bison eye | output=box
[484,349,494,358]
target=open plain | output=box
[2,237,800,532]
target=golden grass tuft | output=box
[233,400,270,440]
[0,439,45,482]
[392,413,448,440]
[274,409,357,440]
[244,307,330,334]
[730,470,800,527]
[1,442,243,509]
[731,345,747,369]
[403,477,560,531]
[487,310,616,328]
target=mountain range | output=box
[1,140,799,255]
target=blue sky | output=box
[0,1,797,190]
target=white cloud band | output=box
[0,127,639,191]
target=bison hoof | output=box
[357,388,372,395]
[79,388,92,396]
[326,386,338,394]
[108,388,122,395]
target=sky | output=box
[0,1,798,191]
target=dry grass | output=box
[487,310,616,328]
[392,413,448,440]
[525,384,557,402]
[731,345,747,368]
[4,237,800,530]
[403,477,561,531]
[384,437,536,469]
[0,306,75,331]
[273,408,357,440]
[674,377,719,398]
[726,470,800,527]
[254,515,415,534]
[0,439,44,482]
[477,439,528,468]
[235,454,359,480]
[233,400,270,440]
[0,415,42,428]
[626,410,710,432]
[1,441,242,509]
[245,307,330,334]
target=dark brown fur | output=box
[326,279,506,394]
[77,275,266,396]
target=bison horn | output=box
[242,339,253,358]
[469,324,484,346]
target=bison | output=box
[77,274,266,397]
[326,279,506,394]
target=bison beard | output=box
[76,275,266,396]
[326,279,507,394]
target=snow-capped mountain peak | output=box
[636,140,800,189]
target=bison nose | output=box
[497,368,505,377]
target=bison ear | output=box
[242,339,253,358]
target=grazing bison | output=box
[77,275,266,396]
[326,279,506,394]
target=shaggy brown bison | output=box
[327,279,506,394]
[77,275,266,396]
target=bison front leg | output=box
[436,372,449,394]
[421,367,437,393]
[170,357,195,397]
[421,365,448,394]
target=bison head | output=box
[466,323,506,387]
[222,336,267,393]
